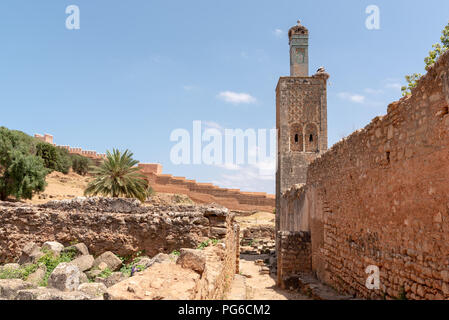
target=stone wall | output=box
[0,197,231,264]
[278,51,449,299]
[277,231,311,288]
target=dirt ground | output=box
[26,171,90,205]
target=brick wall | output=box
[278,51,449,299]
[34,133,106,160]
[140,164,275,212]
[277,231,311,288]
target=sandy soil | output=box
[26,171,91,205]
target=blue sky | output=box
[1,0,448,194]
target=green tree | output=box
[402,21,449,96]
[36,143,72,174]
[84,149,150,202]
[0,127,48,201]
[70,154,91,176]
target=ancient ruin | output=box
[276,21,449,300]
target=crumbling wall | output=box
[277,231,311,288]
[291,51,449,299]
[0,198,231,263]
[104,211,240,300]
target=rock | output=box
[42,241,64,257]
[26,265,47,286]
[95,272,127,288]
[47,263,81,291]
[176,249,206,274]
[70,255,94,272]
[0,279,36,299]
[98,262,109,271]
[93,252,122,271]
[62,243,89,257]
[18,242,44,264]
[86,269,103,279]
[16,288,92,300]
[133,253,171,271]
[79,272,89,284]
[78,283,107,298]
[0,263,20,272]
[133,257,152,270]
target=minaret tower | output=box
[289,20,309,77]
[275,20,330,227]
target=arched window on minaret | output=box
[290,123,303,152]
[304,123,319,152]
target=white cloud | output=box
[364,88,383,95]
[273,28,283,38]
[217,91,256,105]
[337,92,366,104]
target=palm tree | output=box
[84,149,150,202]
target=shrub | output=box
[36,142,72,174]
[402,21,449,96]
[70,154,91,176]
[0,127,48,201]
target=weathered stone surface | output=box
[42,241,64,257]
[133,253,171,270]
[86,269,102,279]
[95,272,127,288]
[62,243,89,257]
[0,199,229,263]
[78,283,107,298]
[70,255,94,272]
[176,249,206,274]
[93,252,122,271]
[26,265,47,286]
[0,279,35,299]
[18,242,43,265]
[47,263,81,291]
[16,287,92,300]
[79,272,88,284]
[40,197,145,214]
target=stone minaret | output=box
[275,20,330,228]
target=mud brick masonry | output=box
[139,164,274,212]
[276,21,449,300]
[33,134,274,212]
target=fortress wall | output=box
[34,134,106,160]
[139,166,275,212]
[283,51,449,299]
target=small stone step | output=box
[227,274,247,300]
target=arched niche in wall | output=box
[304,123,319,152]
[290,123,303,152]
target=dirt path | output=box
[234,255,310,300]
